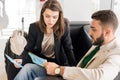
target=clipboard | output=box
[5,54,23,68]
[28,52,47,67]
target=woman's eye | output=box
[46,15,50,18]
[53,16,58,19]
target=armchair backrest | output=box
[114,72,120,80]
[70,21,92,63]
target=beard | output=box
[92,33,104,46]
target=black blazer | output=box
[22,20,76,66]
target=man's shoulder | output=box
[107,39,120,55]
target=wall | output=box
[63,0,98,21]
[0,39,7,80]
[100,0,112,10]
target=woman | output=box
[14,0,76,80]
[18,0,76,69]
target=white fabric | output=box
[63,39,120,80]
[10,30,27,55]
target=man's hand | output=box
[44,62,59,75]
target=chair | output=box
[70,21,92,63]
[34,76,64,80]
[4,30,28,80]
[34,21,92,80]
[114,72,120,80]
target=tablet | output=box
[28,52,47,67]
[5,54,23,68]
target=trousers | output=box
[14,63,46,80]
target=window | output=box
[0,0,41,38]
[113,0,120,39]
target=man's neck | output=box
[103,36,115,45]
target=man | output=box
[14,10,120,80]
[43,10,120,80]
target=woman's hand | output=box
[14,59,23,68]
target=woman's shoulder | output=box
[64,18,70,31]
[64,18,69,24]
[29,22,39,30]
[30,22,38,27]
[28,22,42,35]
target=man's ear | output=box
[104,27,112,38]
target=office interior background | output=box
[0,0,120,38]
[0,0,120,80]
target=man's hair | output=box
[91,10,119,33]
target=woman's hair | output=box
[91,10,118,33]
[37,0,65,39]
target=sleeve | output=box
[24,23,37,52]
[21,23,38,65]
[63,55,120,80]
[61,19,77,66]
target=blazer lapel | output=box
[85,53,98,68]
[77,39,118,68]
[85,47,109,68]
[77,46,96,67]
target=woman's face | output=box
[43,8,59,29]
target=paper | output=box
[28,52,47,67]
[5,54,23,68]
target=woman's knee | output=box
[21,63,38,72]
[23,63,46,73]
[24,63,37,69]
